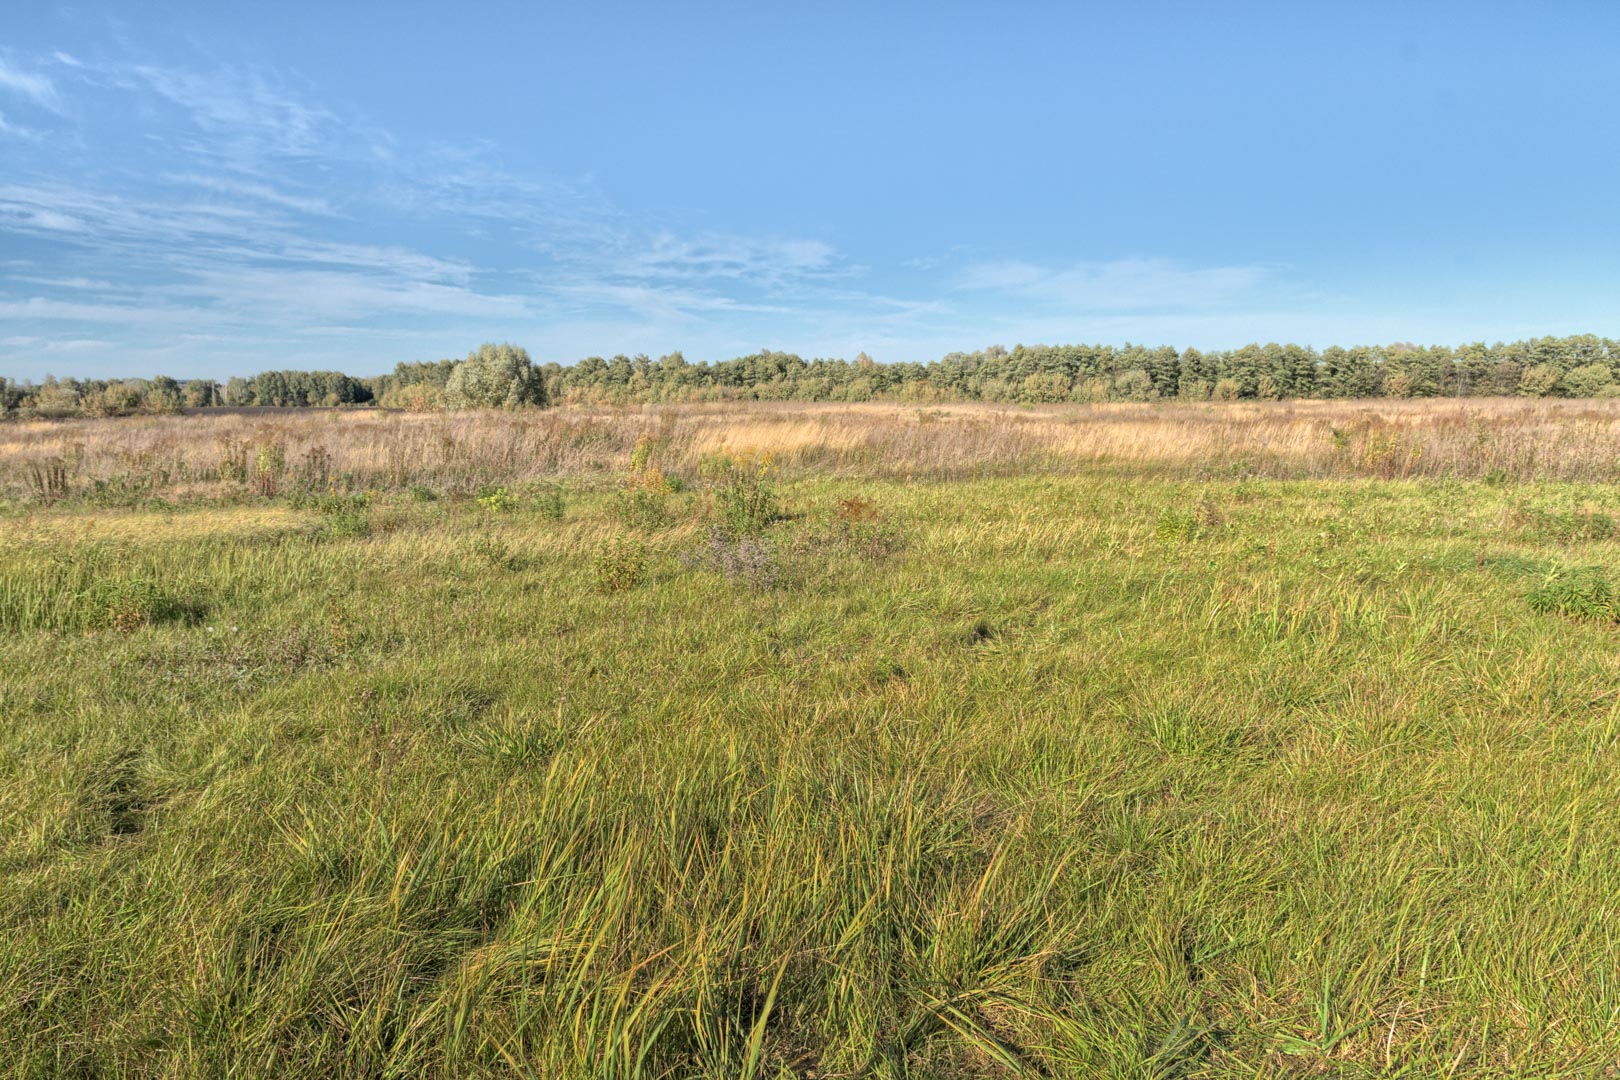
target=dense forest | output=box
[6,335,1620,417]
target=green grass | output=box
[5,473,1620,1076]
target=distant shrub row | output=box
[11,334,1620,418]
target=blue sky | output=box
[2,1,1618,380]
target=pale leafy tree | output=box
[1112,369,1158,401]
[444,343,548,409]
[1518,363,1563,398]
[1562,363,1615,398]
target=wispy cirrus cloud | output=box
[0,58,59,111]
[167,173,340,216]
[3,44,868,371]
[2,35,924,375]
[116,62,343,164]
[546,281,794,322]
[0,33,1317,379]
[0,109,44,140]
[0,296,193,325]
[619,232,842,285]
[0,181,470,282]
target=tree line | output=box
[7,335,1620,418]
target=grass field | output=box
[5,403,1620,1076]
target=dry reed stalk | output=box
[4,398,1620,500]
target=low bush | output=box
[617,435,677,530]
[1156,497,1223,543]
[594,536,649,593]
[324,511,371,539]
[705,454,781,537]
[615,487,672,531]
[471,534,525,572]
[477,485,517,513]
[534,486,565,521]
[460,712,563,765]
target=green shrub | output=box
[1519,363,1563,397]
[594,537,649,593]
[249,442,286,498]
[1156,498,1221,543]
[444,343,547,409]
[477,485,517,512]
[535,486,565,521]
[253,443,286,477]
[1563,363,1616,399]
[471,534,525,572]
[379,382,446,411]
[294,491,373,538]
[705,454,781,537]
[324,511,371,539]
[305,491,372,514]
[82,475,157,509]
[615,487,672,531]
[629,432,662,477]
[1156,511,1199,543]
[616,436,676,530]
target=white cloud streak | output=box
[0,41,1327,379]
[0,59,59,110]
[0,109,44,140]
[167,174,340,216]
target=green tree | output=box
[1519,363,1562,397]
[1112,369,1158,401]
[1563,363,1615,398]
[445,344,547,409]
[1220,345,1263,398]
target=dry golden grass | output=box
[4,396,1620,500]
[9,505,304,544]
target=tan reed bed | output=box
[4,397,1620,502]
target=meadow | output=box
[5,399,1620,1077]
